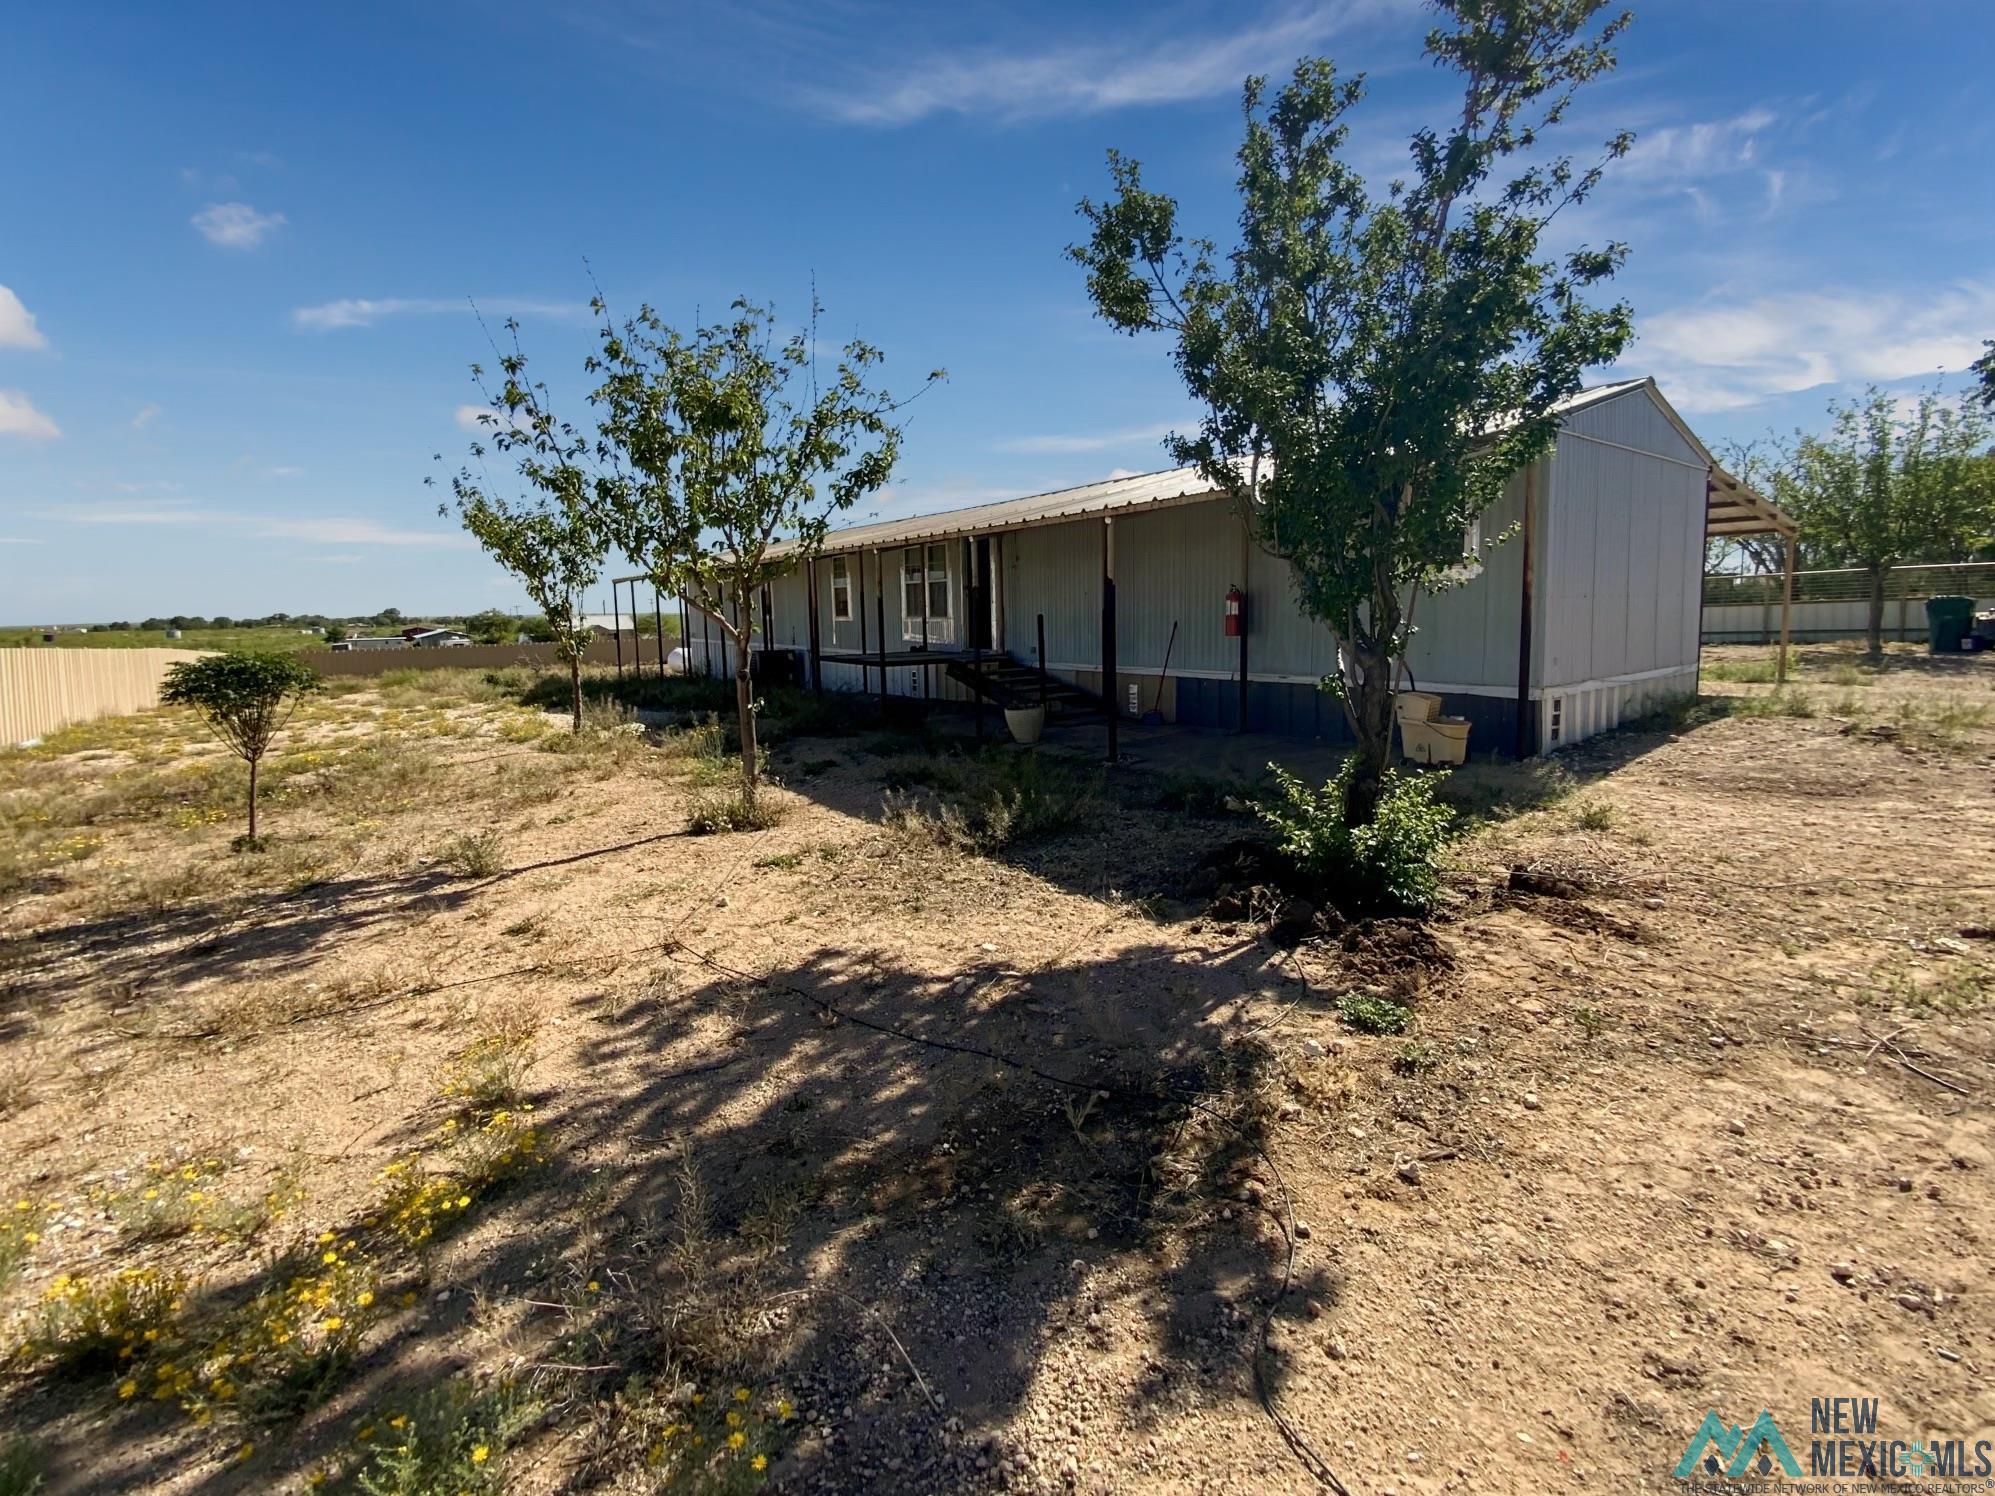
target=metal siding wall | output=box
[768,571,810,651]
[1005,521,1104,666]
[1402,470,1527,689]
[1111,500,1240,674]
[1539,425,1707,691]
[1564,388,1704,466]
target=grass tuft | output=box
[687,786,791,835]
[437,829,506,878]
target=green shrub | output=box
[1154,772,1241,817]
[1336,990,1411,1035]
[0,1435,43,1496]
[1257,758,1452,911]
[882,748,1098,853]
[353,1379,532,1496]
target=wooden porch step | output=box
[944,656,1098,712]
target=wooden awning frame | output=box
[1705,470,1800,683]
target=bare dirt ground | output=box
[1,643,1991,1495]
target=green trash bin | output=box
[1925,595,1976,653]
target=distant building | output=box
[329,636,407,652]
[407,628,471,648]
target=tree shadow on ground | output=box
[8,934,1347,1493]
[0,828,707,1045]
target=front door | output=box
[968,536,995,651]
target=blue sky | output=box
[2,0,1990,622]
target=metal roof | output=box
[750,378,1789,560]
[769,464,1231,559]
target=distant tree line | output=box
[1715,386,1995,656]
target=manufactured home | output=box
[667,379,1794,756]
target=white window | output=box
[903,544,952,643]
[1437,515,1484,585]
[830,556,852,621]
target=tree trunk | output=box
[1865,563,1887,660]
[568,653,584,733]
[246,755,259,843]
[734,620,759,809]
[1343,646,1398,829]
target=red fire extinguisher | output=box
[1223,586,1245,638]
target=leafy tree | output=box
[1070,1,1635,824]
[1770,388,1994,655]
[440,344,610,731]
[584,297,941,808]
[160,652,321,844]
[323,623,349,644]
[460,608,519,645]
[1974,340,1994,411]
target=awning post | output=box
[1776,532,1796,685]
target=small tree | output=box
[586,297,941,809]
[439,324,610,731]
[1071,1,1635,825]
[160,652,321,845]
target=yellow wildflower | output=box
[728,1431,746,1451]
[471,1445,490,1465]
[753,1453,768,1472]
[118,1380,137,1399]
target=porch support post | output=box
[612,583,624,680]
[1514,463,1537,758]
[856,550,869,695]
[1776,530,1796,686]
[874,549,888,714]
[807,559,824,697]
[678,593,690,676]
[653,587,665,685]
[1237,511,1250,734]
[1102,517,1118,763]
[970,537,984,743]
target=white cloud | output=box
[808,0,1410,125]
[294,296,586,331]
[253,516,471,548]
[1635,280,1995,413]
[190,201,287,249]
[130,403,162,430]
[1620,107,1779,183]
[0,390,60,440]
[993,422,1178,454]
[0,285,48,350]
[40,497,470,548]
[264,465,304,478]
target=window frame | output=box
[902,543,954,643]
[829,555,852,621]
